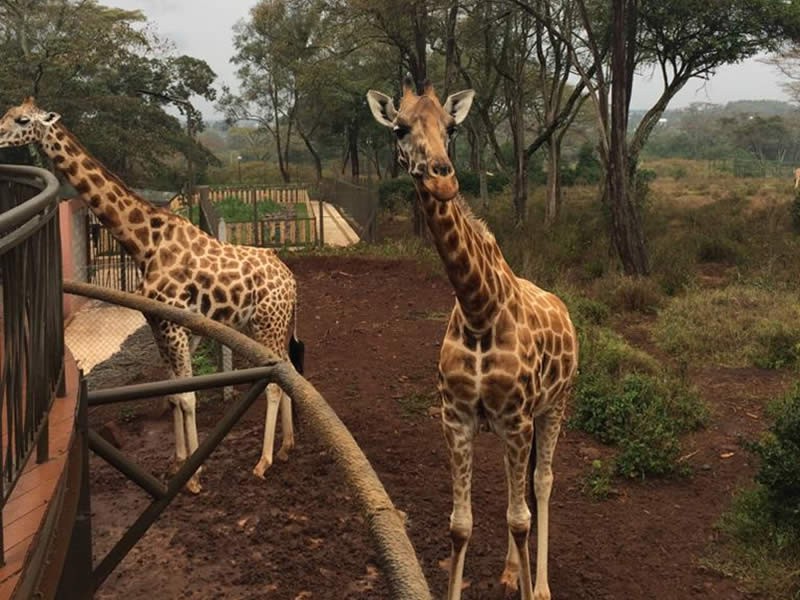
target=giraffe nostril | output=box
[431,162,453,177]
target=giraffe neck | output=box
[418,188,517,331]
[40,122,157,266]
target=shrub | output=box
[572,326,707,479]
[696,235,743,264]
[592,275,664,315]
[751,386,800,537]
[791,191,800,233]
[712,387,800,597]
[457,170,510,196]
[378,177,416,213]
[655,286,800,368]
[649,238,696,296]
[572,144,603,185]
[752,321,800,369]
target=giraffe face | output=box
[0,97,61,149]
[367,82,474,200]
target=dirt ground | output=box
[86,254,789,600]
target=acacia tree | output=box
[221,0,303,182]
[515,0,800,275]
[531,0,585,226]
[449,0,513,207]
[0,0,217,187]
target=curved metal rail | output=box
[0,164,63,566]
[63,279,432,600]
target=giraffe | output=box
[0,97,304,493]
[368,80,578,600]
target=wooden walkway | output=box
[0,350,80,599]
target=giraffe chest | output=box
[438,321,539,423]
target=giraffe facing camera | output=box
[368,81,579,600]
[0,97,303,493]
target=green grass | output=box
[705,384,800,598]
[191,339,218,376]
[654,286,800,369]
[214,195,309,222]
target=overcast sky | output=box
[105,0,794,120]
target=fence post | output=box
[217,218,234,402]
[56,375,93,600]
[318,195,325,248]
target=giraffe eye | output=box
[15,116,30,125]
[447,125,458,138]
[393,126,409,140]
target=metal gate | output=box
[86,212,140,292]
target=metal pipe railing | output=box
[0,164,62,565]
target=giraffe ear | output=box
[42,111,61,124]
[443,90,475,125]
[366,90,397,128]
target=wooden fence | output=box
[195,185,318,249]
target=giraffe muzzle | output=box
[423,160,459,200]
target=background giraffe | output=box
[368,80,578,600]
[0,97,304,493]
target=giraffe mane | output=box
[453,193,494,242]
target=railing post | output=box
[318,196,325,248]
[217,217,234,402]
[56,375,93,600]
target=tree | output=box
[514,0,800,275]
[0,0,218,188]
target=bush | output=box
[378,177,416,213]
[592,275,664,315]
[572,144,603,185]
[457,170,511,196]
[752,386,800,536]
[655,286,800,368]
[791,191,800,233]
[571,326,707,478]
[696,235,743,264]
[753,321,800,369]
[713,387,800,597]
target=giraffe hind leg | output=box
[253,383,283,478]
[532,406,565,600]
[150,319,203,494]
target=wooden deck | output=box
[0,350,80,599]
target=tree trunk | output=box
[298,129,322,183]
[348,122,360,180]
[607,0,648,275]
[509,101,528,223]
[544,136,562,227]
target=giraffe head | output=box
[0,97,61,149]
[367,79,474,200]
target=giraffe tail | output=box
[287,297,304,431]
[288,298,304,375]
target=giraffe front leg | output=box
[253,383,281,478]
[276,391,294,462]
[500,529,521,595]
[169,395,188,470]
[179,391,203,495]
[443,419,474,600]
[503,433,536,600]
[531,409,562,600]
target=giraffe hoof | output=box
[533,586,551,600]
[277,447,291,462]
[253,458,272,479]
[183,477,202,495]
[499,568,519,598]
